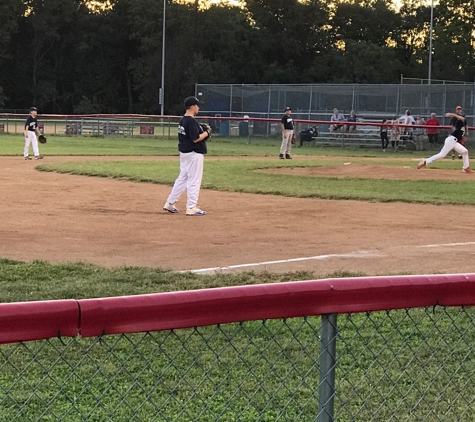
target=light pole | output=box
[428,0,434,84]
[160,0,166,115]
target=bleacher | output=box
[65,119,133,136]
[298,122,416,150]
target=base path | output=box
[1,156,474,276]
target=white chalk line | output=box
[418,241,475,248]
[184,241,475,274]
[183,250,382,274]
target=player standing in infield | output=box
[417,106,473,173]
[24,107,44,160]
[279,106,294,159]
[163,96,210,216]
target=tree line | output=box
[0,0,473,115]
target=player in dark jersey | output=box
[450,107,468,159]
[279,107,294,159]
[24,107,44,160]
[417,106,472,173]
[163,96,210,216]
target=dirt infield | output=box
[2,155,475,276]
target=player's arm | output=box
[24,122,29,138]
[192,123,209,143]
[446,112,465,122]
[193,131,209,143]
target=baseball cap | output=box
[29,107,38,112]
[285,106,291,111]
[456,105,462,110]
[184,96,204,107]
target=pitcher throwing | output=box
[417,106,473,173]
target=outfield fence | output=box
[0,113,472,144]
[2,275,475,421]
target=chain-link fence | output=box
[196,83,475,122]
[0,114,180,137]
[2,275,475,421]
[1,307,475,421]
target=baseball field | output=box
[2,133,475,420]
[1,133,475,302]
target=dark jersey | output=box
[450,114,467,141]
[281,115,294,130]
[25,115,38,132]
[177,115,207,154]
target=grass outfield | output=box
[38,157,475,205]
[0,132,443,157]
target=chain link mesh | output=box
[1,307,475,421]
[197,83,475,121]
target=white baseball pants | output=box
[167,151,204,209]
[280,129,294,155]
[24,131,40,157]
[426,135,469,169]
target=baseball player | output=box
[24,107,44,160]
[163,96,210,216]
[279,106,294,159]
[417,106,473,173]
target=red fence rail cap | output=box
[0,300,79,344]
[78,274,475,337]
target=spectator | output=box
[390,116,401,151]
[399,109,415,140]
[425,113,440,150]
[380,119,390,151]
[330,108,346,133]
[413,115,426,151]
[346,110,358,133]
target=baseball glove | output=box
[200,123,211,140]
[291,134,297,144]
[38,135,47,144]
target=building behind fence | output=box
[2,274,475,421]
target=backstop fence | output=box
[195,83,475,122]
[2,274,475,421]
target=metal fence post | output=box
[318,313,338,422]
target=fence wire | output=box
[1,307,475,421]
[196,83,475,121]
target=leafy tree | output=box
[245,0,331,82]
[0,0,473,113]
[431,0,475,81]
[331,0,401,47]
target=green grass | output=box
[39,157,475,205]
[0,132,430,157]
[3,132,468,204]
[0,258,345,303]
